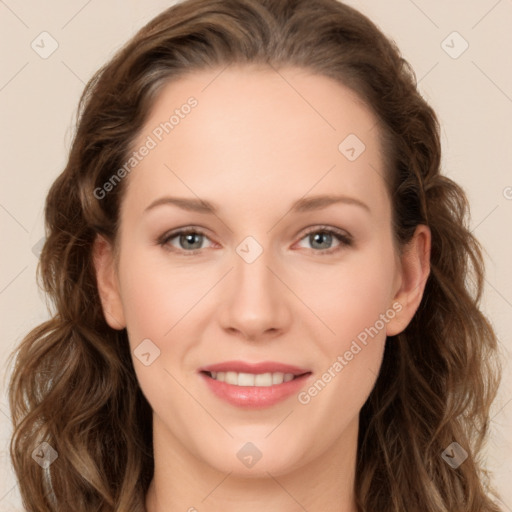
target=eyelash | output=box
[157,225,353,256]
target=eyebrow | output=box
[144,194,371,215]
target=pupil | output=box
[312,232,331,249]
[182,233,202,249]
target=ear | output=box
[386,224,431,337]
[92,234,126,330]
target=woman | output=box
[7,0,503,510]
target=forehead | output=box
[122,65,389,220]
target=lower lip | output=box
[199,372,312,408]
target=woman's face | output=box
[95,65,429,477]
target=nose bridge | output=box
[234,234,280,306]
[236,237,273,292]
[218,233,290,338]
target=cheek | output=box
[303,243,397,346]
[296,258,393,434]
[296,240,396,407]
[116,244,200,342]
[120,273,170,342]
[116,248,197,412]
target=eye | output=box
[295,226,353,255]
[158,227,214,255]
[157,225,353,256]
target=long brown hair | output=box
[6,0,503,510]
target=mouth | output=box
[198,361,313,408]
[200,370,309,387]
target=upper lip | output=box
[199,360,311,376]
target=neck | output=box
[145,413,359,512]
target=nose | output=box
[218,243,292,342]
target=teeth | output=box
[225,371,238,385]
[208,371,297,386]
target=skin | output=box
[94,65,431,512]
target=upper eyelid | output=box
[301,225,351,239]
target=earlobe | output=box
[386,224,431,337]
[92,235,126,330]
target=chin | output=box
[199,437,307,478]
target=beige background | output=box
[1,0,511,509]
